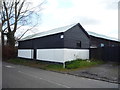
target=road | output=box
[2,62,118,88]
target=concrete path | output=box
[2,62,118,88]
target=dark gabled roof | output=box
[20,23,120,42]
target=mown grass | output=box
[6,58,104,72]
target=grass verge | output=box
[5,58,104,72]
[65,59,104,69]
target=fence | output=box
[90,47,120,62]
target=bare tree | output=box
[1,0,45,47]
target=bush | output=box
[2,45,18,60]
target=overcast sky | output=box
[16,0,119,39]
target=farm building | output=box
[18,23,120,63]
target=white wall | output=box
[18,49,89,63]
[37,49,64,63]
[18,49,33,59]
[37,49,89,63]
[64,49,89,62]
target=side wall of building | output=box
[18,32,64,49]
[90,36,120,48]
[37,49,89,63]
[18,49,33,59]
[17,49,89,63]
[18,39,33,49]
[64,24,90,49]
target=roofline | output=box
[90,35,120,43]
[18,32,64,42]
[19,23,119,42]
[77,23,90,38]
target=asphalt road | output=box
[2,62,118,88]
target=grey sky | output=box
[15,0,119,39]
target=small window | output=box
[77,41,81,48]
[90,45,97,48]
[100,43,104,47]
[60,35,64,39]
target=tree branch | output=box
[3,2,11,32]
[13,0,18,33]
[17,0,25,17]
[18,24,37,40]
[8,2,14,18]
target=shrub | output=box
[2,45,18,60]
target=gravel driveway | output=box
[68,62,119,84]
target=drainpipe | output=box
[63,62,65,68]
